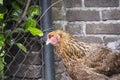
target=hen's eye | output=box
[48,35,54,39]
[59,34,62,38]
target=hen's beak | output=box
[46,40,50,45]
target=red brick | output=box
[85,0,119,7]
[103,36,120,43]
[65,22,83,35]
[75,36,102,43]
[64,0,82,8]
[102,9,120,21]
[52,0,63,7]
[53,22,64,30]
[52,7,66,20]
[66,10,100,21]
[86,23,120,35]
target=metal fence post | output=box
[40,0,55,80]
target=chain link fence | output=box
[4,36,43,80]
[1,0,45,79]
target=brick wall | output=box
[52,0,120,80]
[52,0,120,43]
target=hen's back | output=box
[83,43,120,76]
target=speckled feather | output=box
[47,30,120,80]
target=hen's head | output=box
[46,30,71,46]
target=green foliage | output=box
[0,33,5,78]
[12,1,20,10]
[11,9,22,21]
[0,14,4,20]
[0,0,43,78]
[27,27,43,36]
[24,18,37,29]
[24,18,43,36]
[16,43,27,53]
[0,0,3,5]
[0,34,5,47]
[0,58,5,78]
[28,5,40,17]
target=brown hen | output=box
[46,30,120,80]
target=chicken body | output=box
[46,30,120,80]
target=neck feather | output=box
[55,37,90,61]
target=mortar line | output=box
[99,9,103,21]
[73,34,120,38]
[119,0,120,7]
[66,7,120,11]
[82,0,85,8]
[53,20,120,24]
[82,22,86,36]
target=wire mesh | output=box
[4,37,43,80]
[1,0,44,80]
